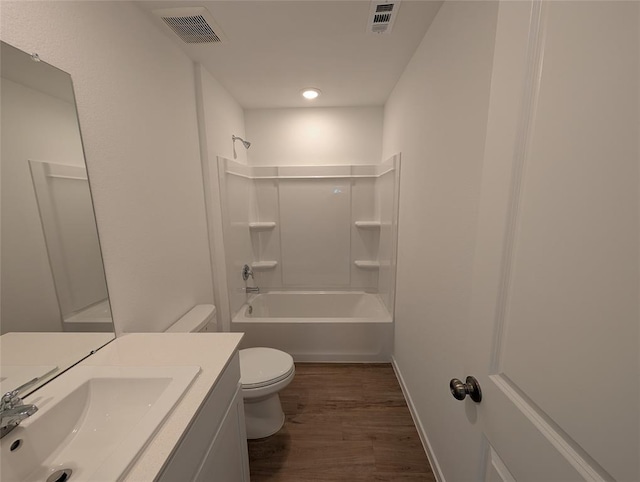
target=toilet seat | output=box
[240,347,294,389]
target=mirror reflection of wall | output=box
[29,161,111,331]
[0,40,114,337]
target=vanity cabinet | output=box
[157,352,250,482]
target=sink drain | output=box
[46,469,72,482]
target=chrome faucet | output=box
[1,380,40,438]
[1,403,38,438]
[242,264,254,281]
[241,264,260,294]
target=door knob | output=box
[449,376,482,403]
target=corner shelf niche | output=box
[251,261,278,270]
[354,260,380,270]
[249,222,276,231]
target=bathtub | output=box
[232,291,393,362]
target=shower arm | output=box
[232,135,251,159]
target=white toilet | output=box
[166,304,295,439]
[239,346,295,439]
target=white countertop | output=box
[79,333,244,482]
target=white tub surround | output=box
[217,157,400,315]
[233,291,392,362]
[73,333,248,482]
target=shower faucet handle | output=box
[242,264,254,281]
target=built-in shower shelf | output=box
[251,261,278,270]
[354,260,380,270]
[249,222,276,231]
[355,221,381,229]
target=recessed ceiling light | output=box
[302,88,321,100]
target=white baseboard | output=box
[391,356,446,482]
[292,353,391,363]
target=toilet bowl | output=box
[166,304,295,439]
[240,347,295,439]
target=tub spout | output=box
[244,286,260,294]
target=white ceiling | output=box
[135,1,443,109]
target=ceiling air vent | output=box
[367,1,401,34]
[153,7,227,44]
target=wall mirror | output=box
[0,41,115,396]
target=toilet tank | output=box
[165,304,217,333]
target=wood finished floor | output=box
[247,363,436,481]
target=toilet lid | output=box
[240,348,294,389]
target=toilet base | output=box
[243,393,286,439]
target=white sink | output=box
[1,365,200,482]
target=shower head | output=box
[232,135,251,150]
[232,135,251,160]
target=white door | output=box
[460,2,639,481]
